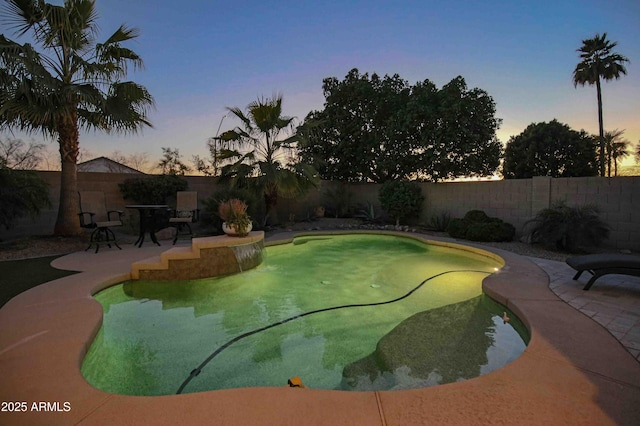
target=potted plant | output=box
[218,198,252,236]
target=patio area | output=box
[0,232,639,425]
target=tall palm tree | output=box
[0,0,154,235]
[216,94,318,224]
[604,130,630,177]
[573,33,629,177]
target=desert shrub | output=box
[425,211,452,231]
[446,210,515,242]
[463,210,490,223]
[465,221,515,242]
[0,168,50,230]
[119,175,188,205]
[446,218,467,238]
[322,184,354,218]
[378,180,425,226]
[354,201,383,223]
[524,201,609,252]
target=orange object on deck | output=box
[287,376,306,388]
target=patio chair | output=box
[78,191,123,253]
[566,253,640,290]
[169,191,199,244]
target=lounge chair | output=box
[169,191,199,245]
[566,253,640,290]
[78,191,123,253]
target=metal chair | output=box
[78,191,123,253]
[169,191,199,244]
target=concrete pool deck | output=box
[1,231,639,425]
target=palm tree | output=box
[573,33,629,177]
[216,94,318,224]
[0,0,154,235]
[604,129,630,177]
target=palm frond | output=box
[95,24,144,75]
[94,81,154,132]
[2,0,46,38]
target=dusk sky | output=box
[2,0,639,171]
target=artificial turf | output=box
[0,255,78,308]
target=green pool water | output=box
[81,234,528,395]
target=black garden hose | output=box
[175,268,492,394]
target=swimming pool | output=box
[81,234,528,395]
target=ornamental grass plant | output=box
[218,199,252,236]
[524,200,609,253]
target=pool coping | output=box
[1,231,639,425]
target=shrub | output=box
[446,218,467,238]
[355,201,383,223]
[463,210,490,223]
[378,180,425,226]
[0,168,50,230]
[524,201,609,252]
[118,175,188,205]
[465,221,515,242]
[322,184,354,218]
[425,211,453,231]
[446,210,515,242]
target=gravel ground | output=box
[0,236,88,261]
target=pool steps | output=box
[131,231,264,280]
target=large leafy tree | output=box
[215,94,318,223]
[408,76,502,181]
[297,69,502,182]
[573,33,629,177]
[298,70,416,182]
[0,0,154,235]
[503,120,598,179]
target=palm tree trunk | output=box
[596,77,605,177]
[264,189,278,225]
[606,140,612,177]
[54,113,82,236]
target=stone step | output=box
[131,231,265,280]
[131,255,164,279]
[160,246,196,262]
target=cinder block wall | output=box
[2,172,638,251]
[419,179,534,234]
[548,176,639,250]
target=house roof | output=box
[77,156,145,174]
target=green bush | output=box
[446,210,515,242]
[119,175,188,205]
[0,168,50,230]
[524,201,609,252]
[465,221,515,242]
[378,180,425,226]
[463,210,490,223]
[322,184,354,218]
[446,218,467,238]
[425,211,453,231]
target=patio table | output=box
[125,205,170,247]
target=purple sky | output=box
[2,0,639,170]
